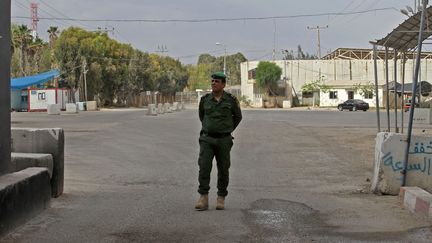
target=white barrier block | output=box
[173,102,180,111]
[77,102,86,111]
[181,102,186,110]
[47,104,61,115]
[164,103,172,113]
[283,100,292,109]
[414,108,432,124]
[157,103,165,114]
[147,104,157,116]
[65,103,78,114]
[86,101,97,111]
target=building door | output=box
[348,91,354,100]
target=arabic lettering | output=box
[382,152,432,176]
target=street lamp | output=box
[215,42,227,75]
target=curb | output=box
[400,187,432,217]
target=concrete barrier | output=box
[282,100,292,108]
[0,168,51,236]
[11,128,64,198]
[11,152,54,178]
[65,103,78,114]
[157,103,165,114]
[47,104,60,115]
[181,101,186,110]
[173,102,180,111]
[372,132,432,195]
[86,101,97,111]
[414,108,432,124]
[77,102,86,111]
[164,103,172,113]
[147,104,157,116]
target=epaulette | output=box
[201,93,210,100]
[227,92,238,101]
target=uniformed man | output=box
[195,71,242,211]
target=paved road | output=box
[2,108,432,242]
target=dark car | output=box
[337,99,369,111]
[403,101,419,112]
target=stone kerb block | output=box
[11,152,54,178]
[47,104,61,115]
[414,108,432,124]
[157,103,165,114]
[147,104,157,116]
[0,168,51,236]
[400,187,432,218]
[86,101,97,111]
[164,103,172,113]
[65,103,78,114]
[11,128,64,198]
[372,132,432,195]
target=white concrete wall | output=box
[241,59,432,106]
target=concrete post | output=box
[0,1,11,175]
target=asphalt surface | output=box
[2,107,432,242]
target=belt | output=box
[204,132,231,138]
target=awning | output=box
[374,6,432,50]
[11,70,60,90]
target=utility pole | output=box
[307,25,328,59]
[0,0,11,175]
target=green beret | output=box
[211,72,226,80]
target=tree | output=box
[12,24,32,76]
[255,61,282,96]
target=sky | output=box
[10,0,425,64]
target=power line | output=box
[11,7,398,23]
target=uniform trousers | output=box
[197,134,233,197]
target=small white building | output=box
[319,80,385,108]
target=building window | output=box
[364,91,373,99]
[329,91,338,99]
[248,69,256,80]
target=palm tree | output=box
[47,26,59,49]
[47,26,59,68]
[12,24,32,76]
[28,37,46,73]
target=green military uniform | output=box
[198,90,242,197]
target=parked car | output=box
[337,99,369,111]
[404,100,419,112]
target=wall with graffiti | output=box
[372,132,432,195]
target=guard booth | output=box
[10,70,72,111]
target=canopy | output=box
[374,6,432,51]
[11,70,60,90]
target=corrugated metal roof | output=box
[374,6,432,50]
